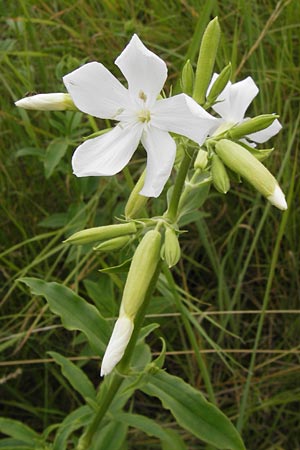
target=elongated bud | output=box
[206,63,232,106]
[64,222,137,245]
[193,17,221,105]
[93,235,131,252]
[194,149,208,170]
[162,228,181,268]
[122,229,162,318]
[100,316,134,376]
[228,114,279,140]
[15,93,76,111]
[211,154,230,194]
[125,170,148,219]
[215,139,287,210]
[180,60,194,96]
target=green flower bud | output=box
[194,149,208,170]
[228,114,279,140]
[193,17,221,105]
[205,63,232,107]
[15,93,77,111]
[215,139,287,210]
[211,154,230,194]
[93,235,132,252]
[64,222,137,245]
[125,170,148,219]
[121,229,162,318]
[162,228,181,268]
[180,60,194,96]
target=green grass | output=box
[1,0,300,449]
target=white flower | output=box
[15,93,75,111]
[63,34,217,197]
[100,315,134,376]
[208,74,282,144]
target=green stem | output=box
[165,150,193,222]
[163,265,216,404]
[77,263,162,449]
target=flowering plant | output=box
[14,17,287,450]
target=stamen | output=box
[138,109,151,123]
[139,90,147,102]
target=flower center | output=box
[137,109,151,123]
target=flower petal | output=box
[63,62,129,119]
[72,123,143,177]
[151,94,217,145]
[246,118,282,143]
[213,76,259,122]
[140,127,176,197]
[115,34,167,106]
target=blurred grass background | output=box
[1,0,299,448]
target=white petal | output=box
[72,123,143,177]
[115,34,167,106]
[151,94,217,145]
[101,316,134,376]
[213,76,259,122]
[247,119,282,143]
[267,184,287,210]
[63,62,129,119]
[140,127,176,197]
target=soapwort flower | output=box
[63,35,217,197]
[208,74,282,143]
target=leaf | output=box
[49,351,96,400]
[0,439,35,449]
[53,405,92,450]
[20,278,111,354]
[15,147,44,160]
[141,370,246,450]
[91,421,127,450]
[0,418,41,445]
[99,258,132,273]
[44,137,69,178]
[83,278,117,317]
[115,413,186,450]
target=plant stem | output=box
[77,263,162,449]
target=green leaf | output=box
[49,351,96,400]
[83,278,117,317]
[0,439,36,449]
[20,278,111,354]
[53,405,92,450]
[141,370,246,450]
[115,412,186,450]
[91,421,127,450]
[0,418,41,445]
[44,137,69,178]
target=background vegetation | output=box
[1,0,299,448]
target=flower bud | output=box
[228,114,279,140]
[64,222,137,245]
[122,229,162,318]
[180,60,194,96]
[125,170,148,219]
[211,154,230,194]
[194,149,208,170]
[15,93,76,111]
[193,17,221,105]
[206,63,232,107]
[215,139,287,210]
[93,235,131,252]
[162,228,181,268]
[100,315,134,376]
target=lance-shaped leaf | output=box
[0,418,41,445]
[141,370,246,450]
[20,278,111,353]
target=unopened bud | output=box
[15,93,76,111]
[125,170,148,219]
[181,60,194,96]
[162,228,181,268]
[194,149,208,170]
[215,139,287,210]
[206,63,232,106]
[93,235,131,252]
[228,114,279,140]
[211,154,230,194]
[64,222,137,245]
[193,17,221,105]
[122,229,162,318]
